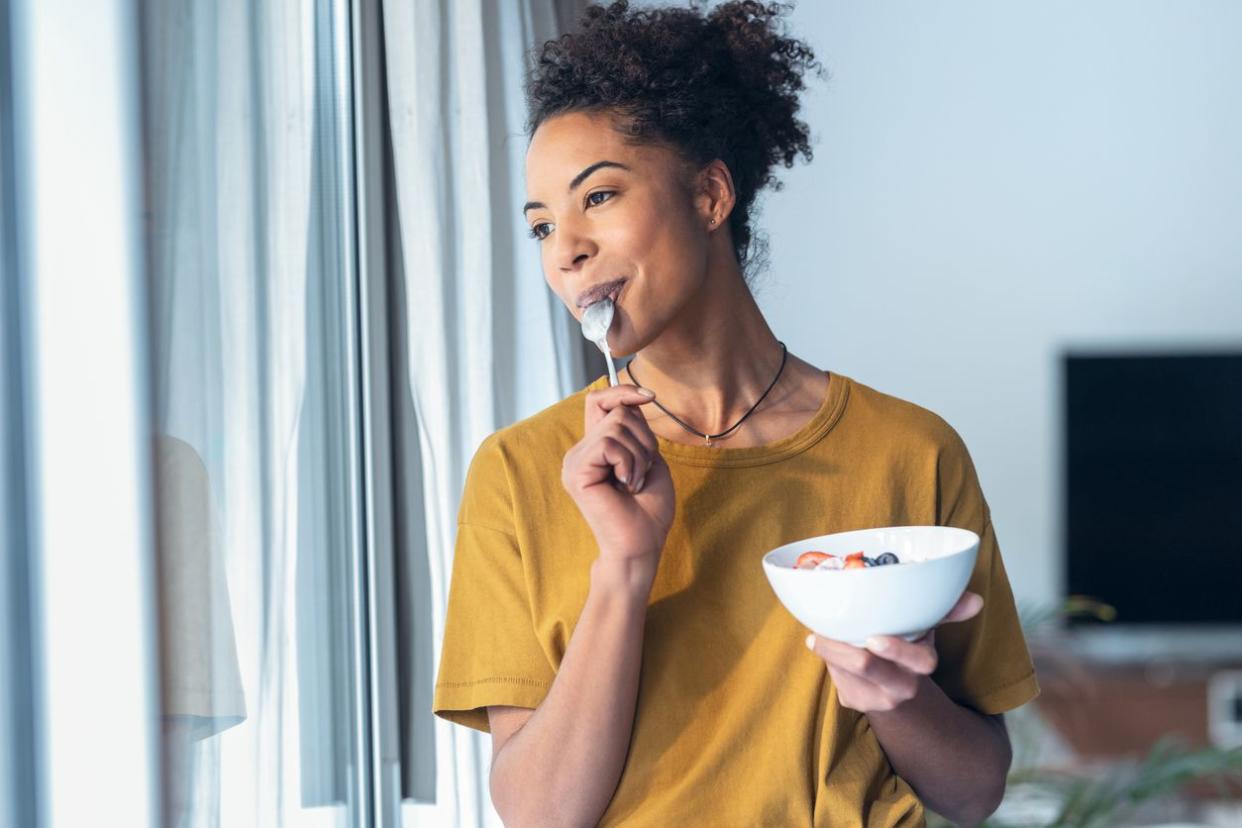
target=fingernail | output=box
[618,474,629,485]
[637,388,655,398]
[866,637,890,652]
[805,634,816,651]
[634,474,644,492]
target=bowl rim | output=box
[761,525,980,571]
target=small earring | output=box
[709,218,717,226]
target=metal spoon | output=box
[580,297,619,386]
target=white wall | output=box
[753,1,1242,608]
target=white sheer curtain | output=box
[381,0,591,824]
[142,0,365,825]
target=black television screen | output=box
[1065,352,1242,626]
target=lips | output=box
[576,277,628,309]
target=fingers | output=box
[594,421,649,490]
[814,635,933,680]
[863,634,938,675]
[567,408,656,492]
[938,591,984,625]
[564,384,663,495]
[809,633,927,711]
[804,594,981,687]
[606,405,655,464]
[584,384,656,431]
[596,438,639,491]
[580,386,660,492]
[809,633,938,681]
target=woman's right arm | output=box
[487,385,673,828]
[488,555,656,827]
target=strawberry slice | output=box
[795,551,832,570]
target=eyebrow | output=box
[522,160,631,215]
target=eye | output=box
[528,191,614,243]
[586,190,614,207]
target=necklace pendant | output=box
[704,436,713,447]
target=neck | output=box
[625,255,787,435]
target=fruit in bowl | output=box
[762,526,979,647]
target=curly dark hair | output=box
[524,0,825,282]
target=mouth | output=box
[576,277,628,310]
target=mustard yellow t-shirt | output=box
[433,371,1040,826]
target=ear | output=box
[694,158,737,230]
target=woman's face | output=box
[524,110,714,357]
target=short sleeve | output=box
[432,435,556,732]
[929,426,1041,715]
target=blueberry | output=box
[875,552,899,566]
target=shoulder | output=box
[840,374,969,458]
[464,378,597,483]
[491,381,594,459]
[458,380,596,527]
[842,375,989,525]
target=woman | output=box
[433,2,1038,826]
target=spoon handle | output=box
[599,343,619,386]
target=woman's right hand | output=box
[562,384,675,567]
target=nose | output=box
[553,219,596,273]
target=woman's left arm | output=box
[806,592,1012,828]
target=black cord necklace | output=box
[624,341,788,447]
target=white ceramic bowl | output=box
[762,526,979,646]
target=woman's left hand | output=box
[806,591,984,714]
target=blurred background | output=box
[2,1,1240,826]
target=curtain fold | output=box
[380,0,593,823]
[142,0,363,824]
